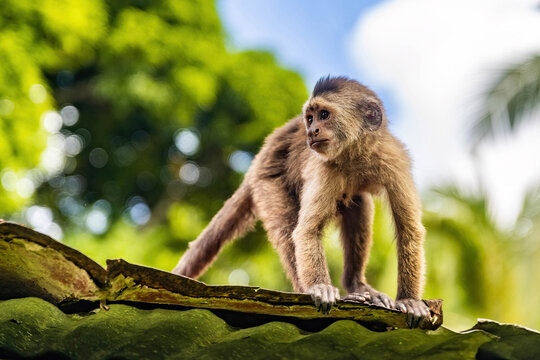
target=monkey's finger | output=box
[410,307,422,329]
[334,287,340,301]
[327,287,338,313]
[381,296,392,309]
[407,313,414,329]
[406,304,415,328]
[320,287,330,314]
[411,302,428,328]
[311,287,322,311]
[372,296,385,307]
[342,294,353,301]
[412,312,422,329]
[343,293,365,303]
[397,302,407,313]
[327,291,334,314]
[362,291,371,301]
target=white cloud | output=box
[350,0,540,226]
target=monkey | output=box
[172,76,431,328]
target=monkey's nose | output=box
[313,128,319,135]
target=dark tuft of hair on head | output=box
[312,75,354,97]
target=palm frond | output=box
[471,55,540,148]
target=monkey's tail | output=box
[172,181,256,279]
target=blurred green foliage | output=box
[422,186,540,329]
[472,55,540,148]
[0,0,539,332]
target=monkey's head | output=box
[302,76,386,159]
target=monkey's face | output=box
[302,98,341,158]
[303,94,384,160]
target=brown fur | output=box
[173,76,426,307]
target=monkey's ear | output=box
[359,101,383,131]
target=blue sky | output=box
[218,0,380,84]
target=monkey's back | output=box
[247,116,309,215]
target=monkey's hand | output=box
[394,299,431,329]
[306,284,340,314]
[343,284,395,309]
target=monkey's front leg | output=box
[387,174,431,328]
[293,201,339,314]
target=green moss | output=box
[0,297,232,359]
[0,297,507,360]
[474,320,540,359]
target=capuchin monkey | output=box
[172,76,431,328]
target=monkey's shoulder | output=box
[253,117,307,180]
[264,116,305,145]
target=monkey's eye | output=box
[307,115,313,125]
[320,110,329,120]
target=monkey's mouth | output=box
[309,139,329,149]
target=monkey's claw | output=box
[306,284,340,314]
[344,285,394,309]
[368,290,395,309]
[343,292,370,303]
[395,298,431,328]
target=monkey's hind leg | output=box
[254,181,303,292]
[172,182,256,279]
[339,193,395,309]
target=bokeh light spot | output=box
[29,84,47,104]
[228,150,253,173]
[16,178,35,198]
[60,105,80,126]
[130,202,151,225]
[86,208,109,234]
[1,170,17,191]
[89,148,109,168]
[58,196,85,217]
[48,175,66,189]
[179,162,200,184]
[24,206,63,240]
[228,268,250,285]
[26,206,53,229]
[65,135,84,156]
[174,129,200,156]
[64,175,86,195]
[42,111,63,133]
[41,147,65,175]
